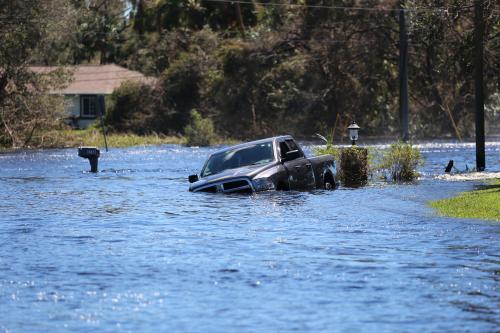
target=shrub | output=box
[379,142,423,181]
[315,137,423,185]
[0,93,67,148]
[340,147,369,187]
[105,80,157,135]
[315,145,341,164]
[315,143,368,187]
[184,110,218,146]
[159,53,204,132]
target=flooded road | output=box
[0,141,499,332]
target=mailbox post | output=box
[78,147,100,173]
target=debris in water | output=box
[436,172,500,181]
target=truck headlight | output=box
[252,177,275,191]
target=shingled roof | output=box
[29,64,154,95]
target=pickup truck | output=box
[188,135,336,193]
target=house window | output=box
[80,95,98,118]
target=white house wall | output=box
[65,95,80,117]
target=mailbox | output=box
[78,147,100,173]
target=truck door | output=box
[279,139,316,190]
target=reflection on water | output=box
[0,141,499,332]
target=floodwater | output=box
[0,141,499,333]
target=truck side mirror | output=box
[188,174,199,183]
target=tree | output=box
[0,0,73,147]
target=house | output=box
[30,64,153,129]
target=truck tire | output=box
[276,181,289,191]
[324,173,335,190]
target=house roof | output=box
[29,64,154,95]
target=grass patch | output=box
[0,127,240,150]
[429,179,500,222]
[31,128,186,148]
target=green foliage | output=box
[315,145,342,165]
[105,30,221,137]
[430,179,500,222]
[0,93,68,148]
[314,131,368,187]
[0,0,74,148]
[159,53,204,131]
[131,0,257,33]
[105,80,157,134]
[184,110,218,147]
[2,0,500,146]
[316,142,422,184]
[378,142,423,182]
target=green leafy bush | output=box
[159,53,204,131]
[315,141,368,187]
[315,145,341,162]
[379,142,423,182]
[315,137,422,184]
[184,110,218,146]
[105,81,157,135]
[339,147,369,187]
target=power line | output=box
[1,1,494,21]
[200,0,448,13]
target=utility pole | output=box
[474,0,485,171]
[98,95,108,152]
[399,2,409,142]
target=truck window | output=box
[279,139,303,160]
[201,142,274,177]
[285,139,300,152]
[279,142,290,158]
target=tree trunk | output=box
[24,121,38,147]
[251,102,257,133]
[0,110,17,147]
[0,73,8,108]
[235,3,245,34]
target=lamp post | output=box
[342,121,367,187]
[348,122,360,146]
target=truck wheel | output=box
[324,173,335,190]
[276,182,289,191]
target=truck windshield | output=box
[201,142,274,177]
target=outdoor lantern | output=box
[348,121,360,145]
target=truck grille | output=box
[195,178,253,194]
[198,185,217,193]
[222,179,252,193]
[223,180,249,191]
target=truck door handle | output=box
[295,164,311,170]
